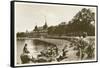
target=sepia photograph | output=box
[11,1,97,67]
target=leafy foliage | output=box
[48,8,95,36]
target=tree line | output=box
[48,8,95,36]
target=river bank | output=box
[16,36,95,64]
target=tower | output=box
[43,16,48,29]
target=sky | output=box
[15,2,96,33]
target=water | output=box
[17,39,25,64]
[16,39,55,64]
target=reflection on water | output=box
[17,39,25,64]
[17,39,57,64]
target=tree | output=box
[47,8,95,36]
[67,8,95,36]
[48,26,55,35]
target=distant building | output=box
[32,19,48,38]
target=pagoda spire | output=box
[43,16,48,29]
[44,16,47,24]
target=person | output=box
[82,32,87,38]
[46,47,52,57]
[20,43,35,64]
[23,43,29,53]
[54,45,58,56]
[56,46,68,62]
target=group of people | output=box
[20,44,59,64]
[20,43,69,64]
[41,46,58,57]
